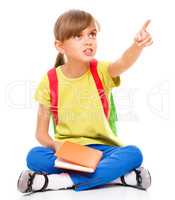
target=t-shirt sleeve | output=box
[33,74,50,108]
[97,61,121,90]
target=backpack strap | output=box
[47,68,59,126]
[89,59,118,136]
[89,59,109,120]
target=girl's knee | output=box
[126,145,143,167]
[26,146,43,168]
[26,146,55,172]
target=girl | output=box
[17,9,153,193]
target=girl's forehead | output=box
[81,25,97,34]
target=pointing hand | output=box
[134,20,153,48]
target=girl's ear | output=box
[54,40,65,54]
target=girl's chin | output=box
[73,55,95,63]
[82,55,95,62]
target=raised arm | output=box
[109,20,153,78]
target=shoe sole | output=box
[17,170,32,193]
[139,167,151,190]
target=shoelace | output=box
[26,173,35,193]
[134,169,142,186]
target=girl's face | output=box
[57,25,98,63]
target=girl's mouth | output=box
[83,48,93,56]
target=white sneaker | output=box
[17,170,49,193]
[118,167,151,190]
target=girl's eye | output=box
[73,35,82,40]
[89,32,97,39]
[72,32,97,40]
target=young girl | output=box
[17,9,153,193]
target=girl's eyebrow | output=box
[82,28,97,34]
[80,28,97,36]
[90,28,97,32]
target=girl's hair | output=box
[53,9,100,68]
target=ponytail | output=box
[54,53,65,68]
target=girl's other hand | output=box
[54,141,64,152]
[134,20,153,48]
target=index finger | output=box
[142,20,151,30]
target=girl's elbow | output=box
[35,131,43,142]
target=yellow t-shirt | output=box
[34,61,124,147]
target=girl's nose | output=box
[84,36,93,45]
[85,41,93,46]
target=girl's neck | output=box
[61,59,89,78]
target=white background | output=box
[0,0,174,199]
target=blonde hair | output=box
[53,9,100,68]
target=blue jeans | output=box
[26,144,143,191]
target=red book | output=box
[55,141,103,173]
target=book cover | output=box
[54,141,103,173]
